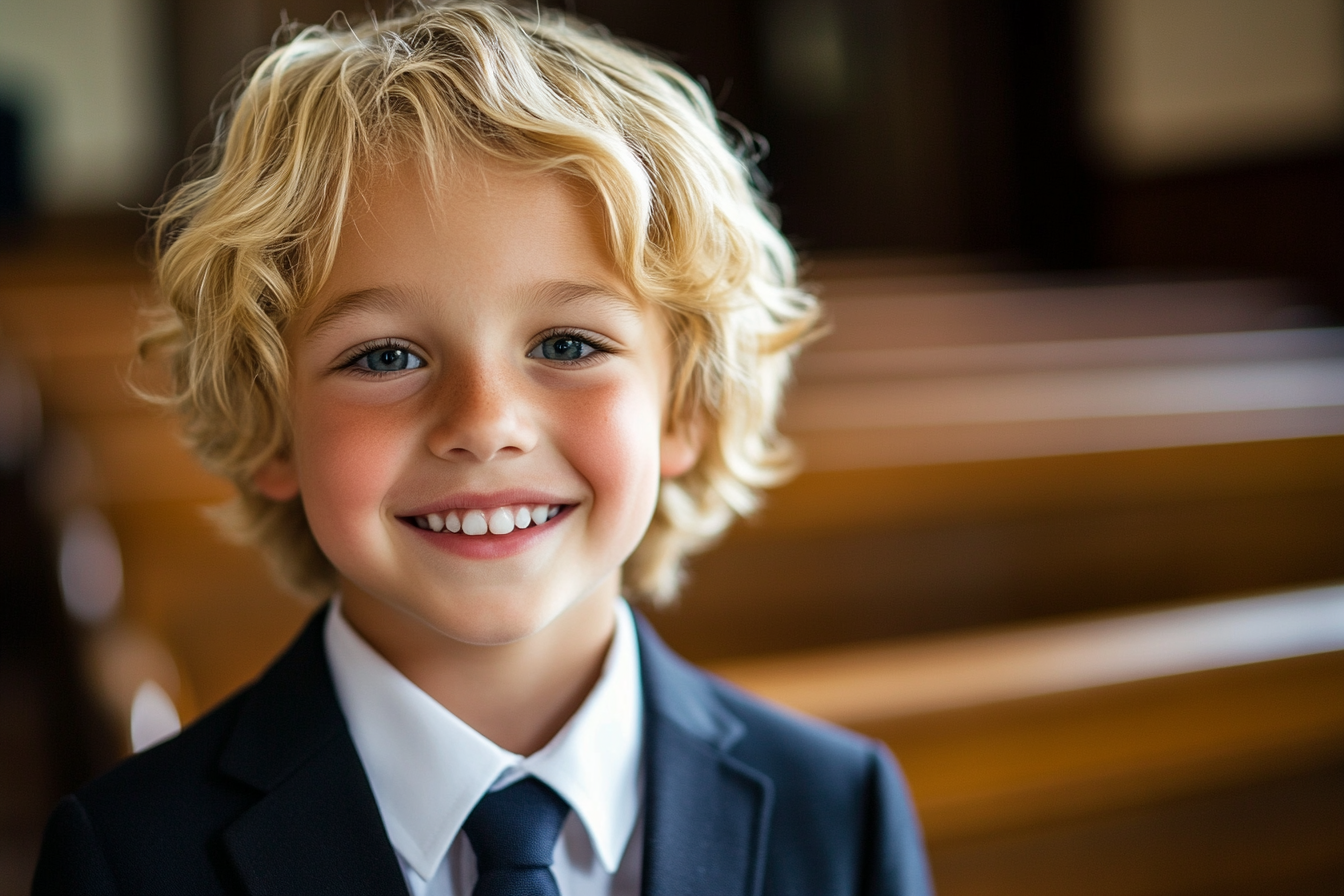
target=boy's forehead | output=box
[291,156,645,327]
[336,157,607,265]
[345,153,599,227]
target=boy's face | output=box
[254,157,698,647]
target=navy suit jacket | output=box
[33,606,932,895]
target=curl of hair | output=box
[141,0,820,604]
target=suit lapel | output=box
[217,605,407,895]
[211,605,772,895]
[636,615,774,896]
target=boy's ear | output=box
[252,455,301,501]
[660,414,703,478]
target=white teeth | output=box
[462,509,488,536]
[488,508,515,535]
[418,504,560,535]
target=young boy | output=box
[34,3,931,893]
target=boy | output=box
[34,3,931,893]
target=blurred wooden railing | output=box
[715,584,1344,894]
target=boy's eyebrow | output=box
[529,279,643,318]
[303,287,405,338]
[304,280,641,338]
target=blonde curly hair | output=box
[142,0,818,603]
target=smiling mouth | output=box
[407,504,565,536]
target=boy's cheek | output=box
[560,381,666,509]
[297,426,407,579]
[291,404,414,515]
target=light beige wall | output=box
[0,0,171,212]
[1084,0,1344,174]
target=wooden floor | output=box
[1,253,1342,894]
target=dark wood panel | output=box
[1104,152,1344,317]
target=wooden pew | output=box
[713,583,1344,896]
[649,275,1344,661]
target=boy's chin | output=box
[425,602,569,647]
[341,575,620,650]
[437,580,620,646]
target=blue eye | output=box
[354,345,424,372]
[531,334,598,362]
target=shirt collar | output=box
[325,598,643,881]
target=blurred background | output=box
[2,0,1343,893]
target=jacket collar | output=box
[635,612,774,896]
[217,604,408,895]
[211,605,774,896]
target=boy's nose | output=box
[425,367,538,462]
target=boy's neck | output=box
[338,584,618,756]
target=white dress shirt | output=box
[325,598,645,896]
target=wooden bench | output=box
[713,584,1344,895]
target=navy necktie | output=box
[463,776,571,896]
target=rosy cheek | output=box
[560,376,665,525]
[293,393,411,548]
